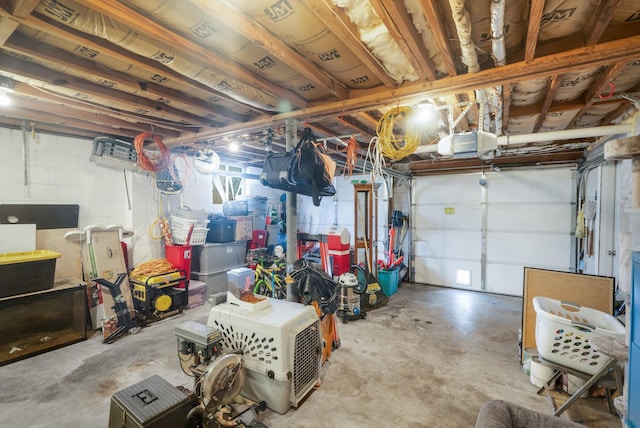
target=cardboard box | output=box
[187,280,208,309]
[81,231,134,331]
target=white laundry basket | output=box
[532,296,625,375]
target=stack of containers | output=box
[223,200,253,242]
[239,196,268,232]
[166,209,209,288]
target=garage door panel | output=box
[488,204,572,233]
[487,232,571,268]
[485,264,526,295]
[413,230,481,258]
[487,169,574,203]
[414,174,480,205]
[413,256,482,290]
[413,205,482,230]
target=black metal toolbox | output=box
[108,375,194,428]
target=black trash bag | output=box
[289,258,338,316]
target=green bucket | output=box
[377,268,399,296]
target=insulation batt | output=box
[231,0,382,88]
[403,0,449,76]
[35,0,282,111]
[333,0,418,83]
[122,0,327,100]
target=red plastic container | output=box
[165,244,192,286]
[329,249,351,276]
[251,230,267,248]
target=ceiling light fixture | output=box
[410,102,439,128]
[229,141,240,152]
[0,76,15,107]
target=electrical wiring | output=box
[376,106,420,161]
[134,131,171,172]
[363,136,390,184]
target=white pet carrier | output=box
[207,295,322,414]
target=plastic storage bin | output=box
[227,267,255,299]
[0,250,61,298]
[238,195,268,214]
[223,200,249,216]
[532,296,625,375]
[228,215,253,241]
[377,268,399,296]
[191,241,248,274]
[206,218,236,243]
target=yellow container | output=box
[0,250,62,298]
[0,250,61,265]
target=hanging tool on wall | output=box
[584,200,596,257]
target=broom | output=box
[357,198,383,307]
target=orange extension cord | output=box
[134,132,171,172]
[338,135,359,178]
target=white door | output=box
[412,167,575,296]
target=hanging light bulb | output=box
[0,93,10,107]
[0,76,15,106]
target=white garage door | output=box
[411,167,575,296]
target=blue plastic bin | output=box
[377,268,399,296]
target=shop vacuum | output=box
[336,265,368,324]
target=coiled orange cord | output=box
[134,132,170,172]
[338,135,359,177]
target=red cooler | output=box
[326,226,350,251]
[165,244,192,286]
[326,226,351,275]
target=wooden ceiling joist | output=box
[418,0,458,76]
[533,74,563,133]
[8,93,180,138]
[0,52,214,128]
[0,10,269,115]
[4,32,251,124]
[410,150,584,173]
[191,0,349,100]
[303,0,398,89]
[79,0,309,109]
[570,61,627,127]
[369,0,437,81]
[166,34,640,146]
[524,0,545,62]
[586,0,625,46]
[0,105,143,138]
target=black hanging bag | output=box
[260,128,336,206]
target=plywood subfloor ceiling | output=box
[0,0,639,173]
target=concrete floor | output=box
[0,283,621,427]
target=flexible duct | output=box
[490,0,506,135]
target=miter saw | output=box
[174,321,268,428]
[108,320,266,428]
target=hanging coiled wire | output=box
[376,106,420,161]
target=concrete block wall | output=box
[0,128,131,228]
